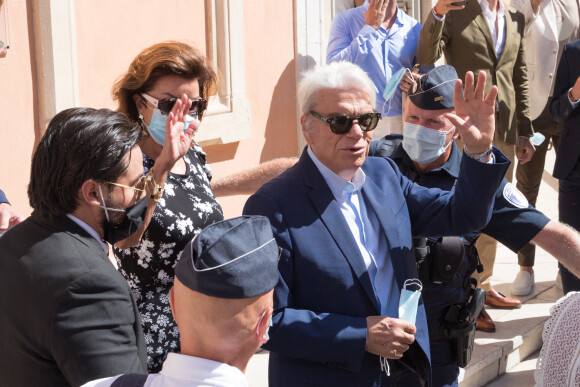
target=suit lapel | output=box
[542,0,558,42]
[466,0,498,61]
[298,152,380,311]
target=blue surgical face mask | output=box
[402,122,454,164]
[398,279,423,324]
[382,67,412,116]
[145,108,196,146]
[383,67,409,102]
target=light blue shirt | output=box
[327,2,429,118]
[307,147,399,317]
[66,214,109,253]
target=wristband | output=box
[433,6,444,18]
[464,147,493,161]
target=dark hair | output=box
[28,107,142,218]
[112,41,218,121]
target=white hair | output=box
[297,61,376,117]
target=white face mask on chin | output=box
[402,122,454,164]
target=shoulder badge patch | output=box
[503,182,529,208]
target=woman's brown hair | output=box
[112,41,218,121]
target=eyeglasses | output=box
[141,93,208,118]
[101,175,146,201]
[309,111,381,134]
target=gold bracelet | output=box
[145,168,164,202]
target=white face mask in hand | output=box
[398,278,423,325]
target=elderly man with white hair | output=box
[243,61,510,386]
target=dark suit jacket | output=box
[417,3,533,144]
[551,39,580,180]
[0,213,147,387]
[243,148,508,386]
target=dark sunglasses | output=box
[141,93,208,118]
[309,111,381,134]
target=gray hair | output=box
[297,61,376,117]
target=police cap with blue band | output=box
[175,215,279,299]
[409,65,459,110]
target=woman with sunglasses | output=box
[111,41,293,372]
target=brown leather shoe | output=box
[485,288,522,309]
[476,306,496,332]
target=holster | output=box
[447,321,477,368]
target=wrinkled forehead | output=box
[404,99,454,124]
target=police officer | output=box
[369,65,565,386]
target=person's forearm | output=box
[212,157,297,197]
[533,220,580,278]
[415,12,445,66]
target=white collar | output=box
[159,353,248,386]
[307,146,366,201]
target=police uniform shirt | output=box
[369,135,550,250]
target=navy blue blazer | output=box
[551,39,580,180]
[243,148,508,386]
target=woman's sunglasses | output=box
[309,111,381,134]
[141,93,208,118]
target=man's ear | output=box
[256,307,273,345]
[80,180,103,207]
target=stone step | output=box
[459,284,561,386]
[485,351,539,387]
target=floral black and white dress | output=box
[114,144,223,372]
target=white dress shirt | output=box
[82,353,249,387]
[477,0,506,58]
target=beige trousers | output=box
[476,136,515,291]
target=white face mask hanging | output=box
[398,278,423,324]
[380,278,423,377]
[382,67,413,115]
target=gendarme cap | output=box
[175,215,279,299]
[409,65,459,110]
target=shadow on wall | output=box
[26,0,42,151]
[260,56,311,162]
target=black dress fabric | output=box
[114,144,224,372]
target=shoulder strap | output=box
[110,374,148,387]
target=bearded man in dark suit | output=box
[0,106,192,387]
